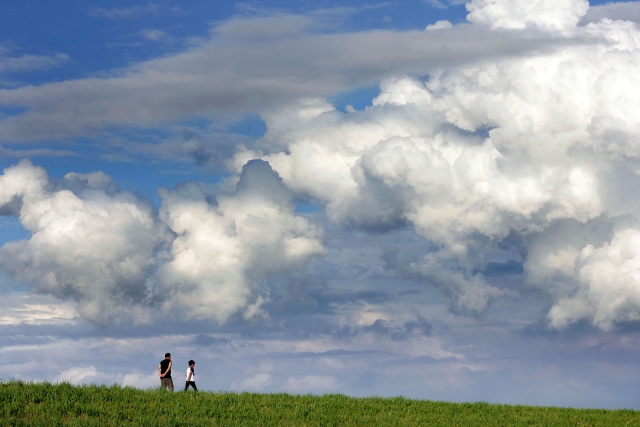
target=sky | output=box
[1,0,640,409]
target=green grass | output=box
[1,381,638,426]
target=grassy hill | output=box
[1,380,638,426]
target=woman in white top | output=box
[184,360,197,391]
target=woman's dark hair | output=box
[188,360,195,366]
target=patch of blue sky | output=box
[341,1,469,30]
[2,146,221,208]
[482,260,524,277]
[0,112,258,204]
[0,216,29,246]
[0,217,30,292]
[0,106,28,118]
[279,0,469,31]
[228,115,267,139]
[441,122,495,141]
[293,198,323,214]
[0,1,229,83]
[328,85,381,113]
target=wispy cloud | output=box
[86,2,181,20]
[423,0,467,9]
[0,45,68,75]
[0,295,76,326]
[424,0,448,10]
[139,29,174,43]
[0,146,76,158]
[0,10,580,142]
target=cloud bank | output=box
[228,0,640,329]
[0,160,324,324]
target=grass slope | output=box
[1,381,638,426]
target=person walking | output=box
[184,360,197,391]
[158,352,173,391]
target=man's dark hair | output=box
[188,360,195,366]
[165,353,171,358]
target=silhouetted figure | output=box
[158,352,173,391]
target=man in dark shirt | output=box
[158,352,173,391]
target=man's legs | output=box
[184,381,197,391]
[161,378,174,391]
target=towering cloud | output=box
[232,0,640,328]
[155,160,326,322]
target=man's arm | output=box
[186,370,192,382]
[158,363,164,378]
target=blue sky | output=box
[2,0,640,409]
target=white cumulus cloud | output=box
[154,159,326,322]
[232,3,640,328]
[0,159,326,325]
[0,160,170,324]
[466,0,589,31]
[547,227,640,331]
